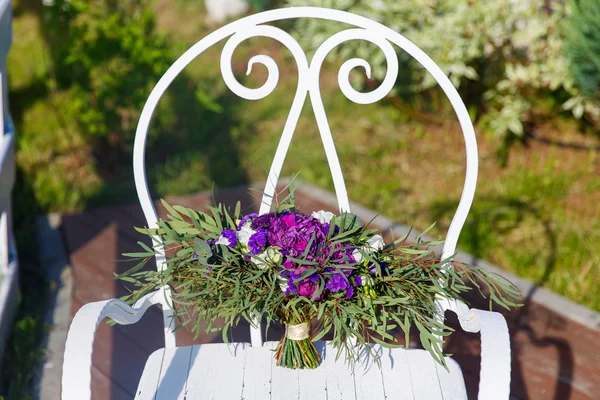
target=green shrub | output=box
[286,0,600,141]
[247,0,275,11]
[43,0,172,148]
[564,0,600,102]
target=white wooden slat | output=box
[270,346,299,400]
[185,343,246,399]
[406,350,444,400]
[154,346,193,400]
[380,347,415,399]
[353,346,386,400]
[184,344,219,397]
[297,342,327,400]
[242,342,275,400]
[136,344,467,400]
[435,358,468,400]
[135,349,165,400]
[212,344,247,400]
[324,342,357,400]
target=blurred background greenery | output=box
[3,0,599,397]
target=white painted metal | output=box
[61,6,511,400]
[353,350,388,399]
[154,345,193,399]
[437,298,511,399]
[62,291,166,399]
[406,349,446,400]
[185,343,247,399]
[134,349,164,399]
[0,129,17,364]
[240,342,274,399]
[0,1,19,366]
[0,73,6,272]
[379,347,415,398]
[0,72,3,142]
[0,1,11,133]
[132,342,469,399]
[323,342,358,400]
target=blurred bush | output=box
[564,0,600,102]
[43,0,172,154]
[247,0,275,12]
[286,0,600,146]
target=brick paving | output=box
[60,186,599,400]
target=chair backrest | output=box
[133,7,479,347]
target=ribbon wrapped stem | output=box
[275,322,320,369]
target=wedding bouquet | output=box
[120,184,520,369]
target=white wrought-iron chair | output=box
[62,7,511,400]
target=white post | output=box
[0,72,3,135]
[0,72,6,275]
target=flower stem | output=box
[275,325,321,369]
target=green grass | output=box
[2,0,600,397]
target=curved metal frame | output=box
[132,7,479,347]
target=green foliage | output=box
[286,0,600,140]
[247,0,275,12]
[564,0,600,102]
[0,317,44,400]
[43,0,172,144]
[120,188,520,368]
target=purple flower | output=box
[250,213,275,230]
[326,273,349,292]
[237,213,258,230]
[353,276,362,286]
[345,285,354,299]
[282,258,296,270]
[369,261,386,275]
[248,230,268,254]
[268,212,328,266]
[331,245,356,265]
[216,229,237,247]
[326,272,355,299]
[298,279,322,300]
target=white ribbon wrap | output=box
[286,322,310,341]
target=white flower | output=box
[215,235,229,246]
[366,235,385,251]
[253,254,269,270]
[352,234,385,264]
[252,247,282,270]
[265,246,282,264]
[278,277,289,293]
[359,275,373,286]
[311,210,335,224]
[352,248,364,264]
[236,222,255,247]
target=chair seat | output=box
[134,341,467,399]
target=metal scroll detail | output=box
[219,25,399,214]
